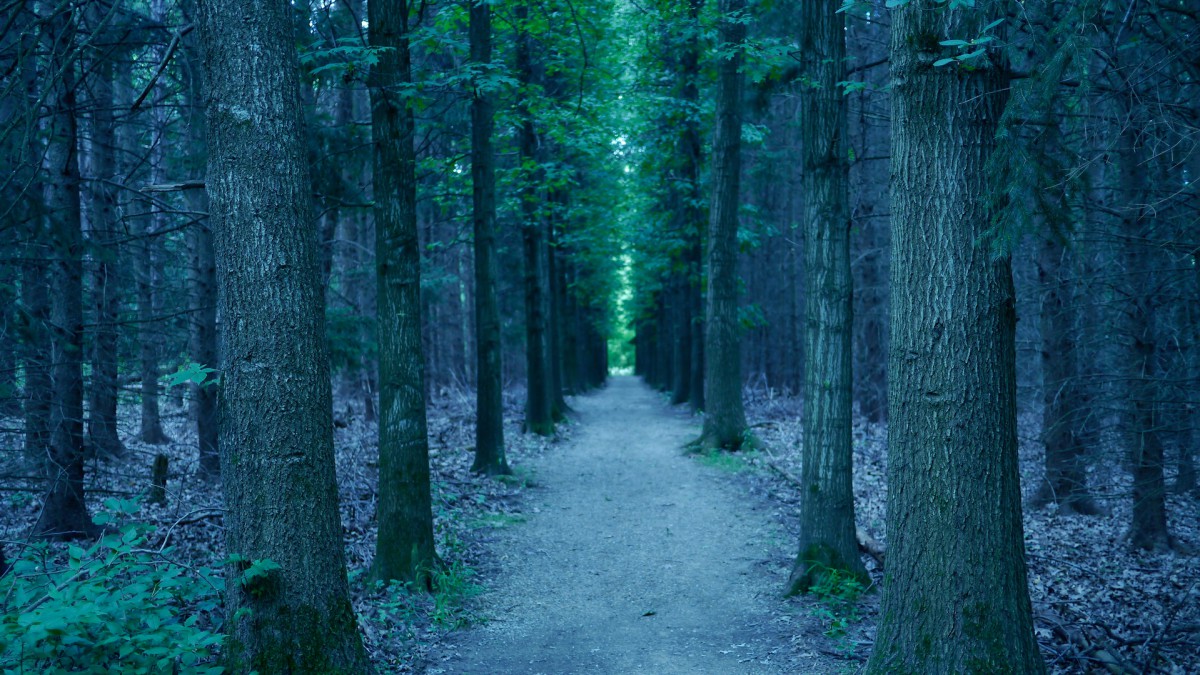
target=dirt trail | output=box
[428,376,825,674]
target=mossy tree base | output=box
[784,543,868,598]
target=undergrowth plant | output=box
[0,499,226,674]
[807,565,867,642]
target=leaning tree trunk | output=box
[196,0,371,668]
[786,0,866,595]
[866,2,1044,673]
[516,1,554,436]
[368,0,437,584]
[697,0,748,450]
[36,4,94,540]
[469,0,510,476]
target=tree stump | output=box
[149,453,168,505]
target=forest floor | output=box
[2,376,1197,673]
[423,376,840,674]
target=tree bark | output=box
[469,0,510,475]
[36,3,94,540]
[196,0,372,667]
[84,29,125,460]
[697,0,749,450]
[369,0,438,584]
[786,0,866,595]
[867,2,1043,672]
[517,1,554,436]
[181,6,219,477]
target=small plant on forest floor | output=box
[470,512,527,529]
[807,565,867,642]
[697,449,760,473]
[0,499,225,674]
[362,557,483,639]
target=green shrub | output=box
[807,565,866,639]
[0,499,225,674]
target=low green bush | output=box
[1,499,225,674]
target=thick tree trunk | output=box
[369,0,437,584]
[697,0,748,450]
[866,3,1043,673]
[196,0,371,667]
[517,2,554,436]
[36,5,94,540]
[85,42,124,460]
[786,0,866,595]
[469,0,510,475]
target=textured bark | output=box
[866,3,1043,673]
[517,1,554,436]
[1034,234,1098,514]
[469,0,510,476]
[85,40,125,460]
[697,0,748,450]
[369,0,438,584]
[35,5,94,540]
[196,0,371,667]
[786,0,866,595]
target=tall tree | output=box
[786,0,866,595]
[181,3,219,477]
[470,0,510,476]
[867,2,1043,672]
[84,8,125,460]
[36,2,94,540]
[516,0,555,436]
[195,0,371,667]
[695,0,749,450]
[369,0,438,583]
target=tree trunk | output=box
[181,8,219,477]
[1035,233,1099,514]
[547,215,570,419]
[469,0,510,475]
[196,0,372,666]
[85,35,124,460]
[1117,128,1173,551]
[697,0,748,450]
[369,0,438,584]
[37,4,94,540]
[866,3,1043,673]
[137,0,170,446]
[517,1,554,436]
[786,0,866,595]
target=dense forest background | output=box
[0,0,1197,672]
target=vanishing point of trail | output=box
[432,377,831,674]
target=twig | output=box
[130,24,195,112]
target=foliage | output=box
[806,563,867,640]
[0,500,225,674]
[163,361,219,389]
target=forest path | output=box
[427,376,821,674]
